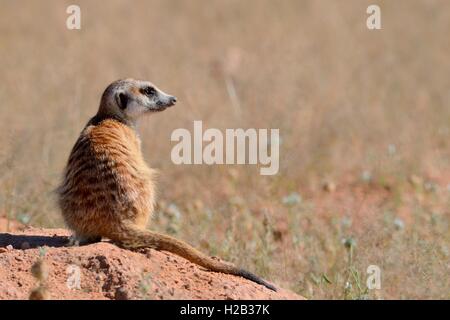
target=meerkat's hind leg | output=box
[67,234,102,246]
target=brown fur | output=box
[57,79,276,291]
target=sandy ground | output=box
[0,220,303,300]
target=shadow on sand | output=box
[0,233,69,249]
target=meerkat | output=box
[57,79,276,291]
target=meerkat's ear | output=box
[115,91,129,110]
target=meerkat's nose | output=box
[170,96,177,105]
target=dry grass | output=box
[0,0,449,299]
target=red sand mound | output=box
[0,225,303,300]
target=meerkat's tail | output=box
[113,225,277,291]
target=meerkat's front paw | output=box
[67,235,102,246]
[67,235,80,247]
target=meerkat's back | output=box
[58,118,155,241]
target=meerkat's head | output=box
[97,78,177,123]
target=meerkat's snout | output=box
[137,80,177,113]
[169,96,177,105]
[157,93,177,109]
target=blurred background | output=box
[0,0,448,299]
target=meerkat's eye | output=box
[142,86,156,96]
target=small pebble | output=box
[323,181,336,192]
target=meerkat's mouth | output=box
[149,107,168,112]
